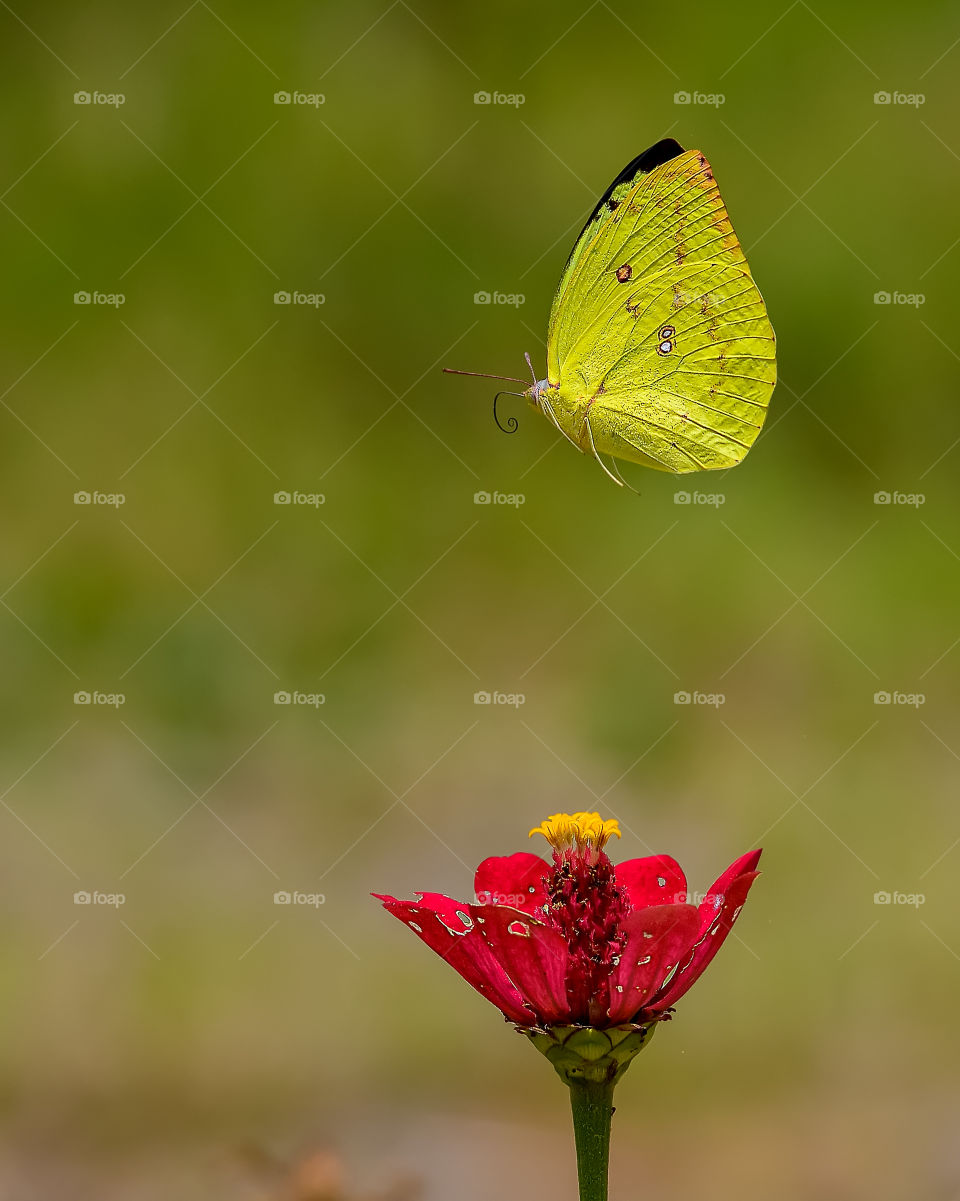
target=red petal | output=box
[412,891,475,931]
[696,849,761,914]
[474,853,550,914]
[374,893,535,1024]
[605,904,700,1024]
[646,850,762,1012]
[471,904,571,1024]
[615,855,688,910]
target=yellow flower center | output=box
[529,811,621,855]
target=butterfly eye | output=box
[657,339,674,356]
[659,325,675,338]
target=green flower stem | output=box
[520,1023,657,1201]
[568,1077,615,1201]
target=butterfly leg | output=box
[540,395,586,456]
[606,453,643,496]
[582,414,627,489]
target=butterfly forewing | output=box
[545,139,685,382]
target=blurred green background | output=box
[1,2,958,1198]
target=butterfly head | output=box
[521,349,553,406]
[524,376,557,410]
[441,357,557,436]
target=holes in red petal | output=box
[437,912,471,936]
[507,919,531,937]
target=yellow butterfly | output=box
[447,139,776,484]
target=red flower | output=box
[376,813,760,1029]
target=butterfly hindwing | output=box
[581,260,773,471]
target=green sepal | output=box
[516,1021,657,1087]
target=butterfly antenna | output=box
[583,415,626,489]
[523,352,538,386]
[492,391,522,434]
[442,368,529,385]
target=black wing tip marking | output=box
[626,138,687,178]
[574,139,686,249]
[596,139,685,209]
